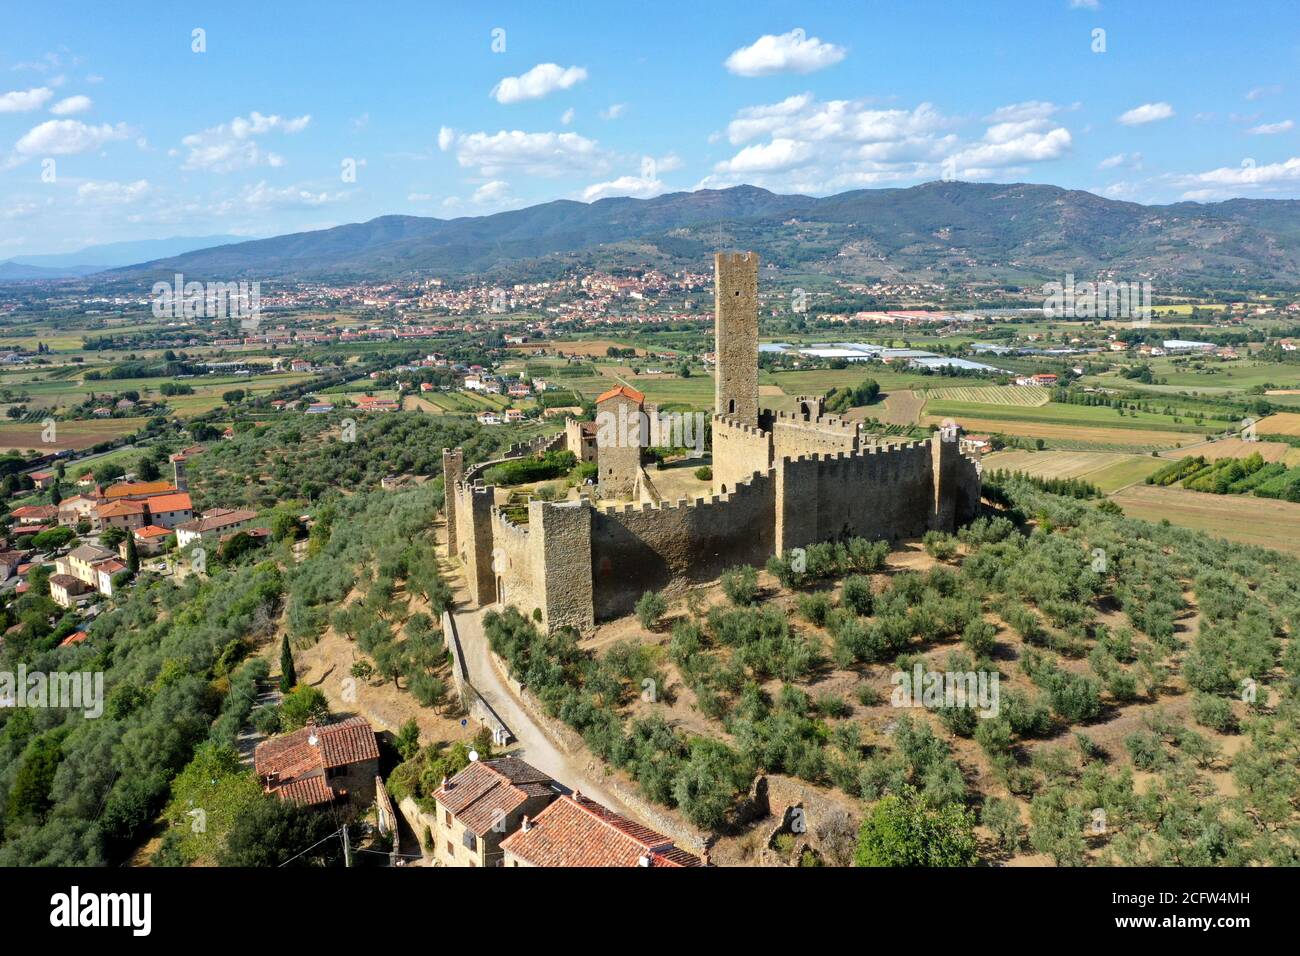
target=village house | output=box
[254,716,380,810]
[432,757,559,867]
[58,543,117,588]
[57,495,97,527]
[0,550,27,581]
[95,499,148,533]
[49,573,93,609]
[959,434,995,456]
[10,504,58,526]
[175,508,259,549]
[130,525,172,556]
[29,470,56,490]
[500,792,705,868]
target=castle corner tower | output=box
[714,251,759,425]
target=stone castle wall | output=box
[440,247,982,633]
[589,469,777,621]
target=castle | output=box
[444,251,982,632]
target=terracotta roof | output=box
[93,559,126,575]
[254,716,379,784]
[103,481,177,500]
[134,524,171,538]
[11,505,58,520]
[434,757,556,837]
[595,384,645,406]
[59,630,89,647]
[142,492,192,514]
[500,793,703,867]
[276,775,336,807]
[97,499,147,517]
[177,508,258,533]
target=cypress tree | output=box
[279,635,297,692]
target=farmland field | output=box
[1154,437,1293,462]
[1110,484,1300,556]
[924,413,1204,449]
[0,417,140,452]
[1257,412,1300,436]
[981,450,1163,492]
[920,384,1049,406]
[924,398,1219,434]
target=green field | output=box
[924,398,1219,434]
[920,384,1049,406]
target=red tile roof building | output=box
[432,757,558,867]
[254,716,380,809]
[501,793,704,867]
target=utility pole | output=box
[341,825,351,868]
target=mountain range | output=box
[25,183,1300,288]
[0,235,246,280]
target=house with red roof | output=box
[432,756,559,867]
[254,716,380,810]
[500,792,705,867]
[10,504,59,526]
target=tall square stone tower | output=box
[714,251,760,425]
[595,384,645,500]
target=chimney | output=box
[637,854,652,867]
[701,849,710,867]
[521,815,531,832]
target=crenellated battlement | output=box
[443,248,980,633]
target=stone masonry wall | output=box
[714,251,759,425]
[711,414,771,495]
[590,470,776,621]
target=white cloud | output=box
[407,192,433,202]
[1245,85,1282,101]
[76,179,150,204]
[237,180,345,209]
[1069,0,1099,9]
[1118,102,1174,126]
[1178,157,1300,195]
[714,138,815,175]
[49,94,92,115]
[724,28,846,77]
[560,108,575,126]
[473,180,511,203]
[0,87,53,112]
[1248,119,1294,135]
[703,94,1069,193]
[491,63,587,104]
[180,111,311,171]
[582,174,665,201]
[443,128,609,177]
[1098,151,1142,170]
[13,119,131,156]
[599,103,626,120]
[437,126,456,151]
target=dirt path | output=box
[452,605,631,814]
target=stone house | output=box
[432,756,559,867]
[254,716,380,811]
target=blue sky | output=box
[1,0,1298,255]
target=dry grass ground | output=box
[1110,484,1300,556]
[1258,412,1300,436]
[1155,437,1292,463]
[0,417,140,452]
[982,450,1164,493]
